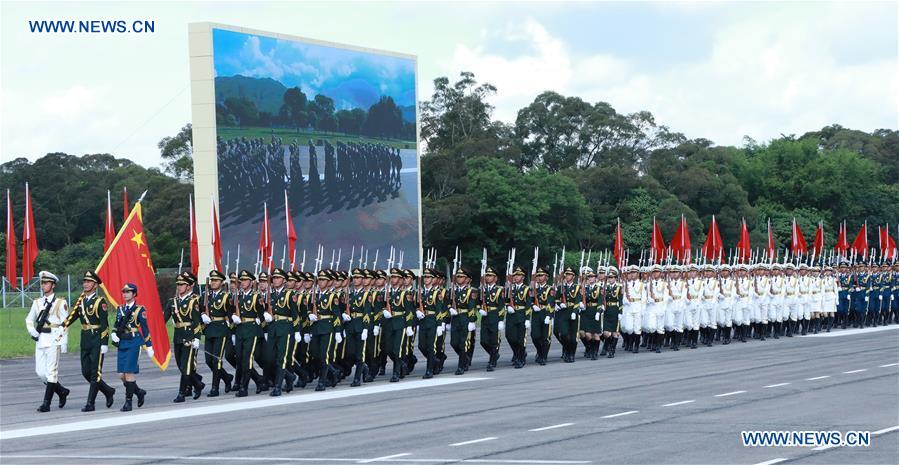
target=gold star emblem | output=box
[130,230,145,249]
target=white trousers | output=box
[684,304,701,331]
[666,303,685,332]
[35,345,61,383]
[622,305,643,334]
[700,302,717,328]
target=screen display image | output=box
[210,27,420,271]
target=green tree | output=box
[157,123,193,181]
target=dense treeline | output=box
[2,71,897,276]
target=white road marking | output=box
[714,390,747,397]
[450,437,497,447]
[879,362,899,367]
[601,410,638,418]
[803,325,899,338]
[872,425,899,435]
[763,383,791,388]
[662,400,695,407]
[805,376,830,381]
[843,369,867,374]
[529,423,575,432]
[0,377,488,441]
[0,455,591,464]
[752,459,787,465]
[358,453,412,463]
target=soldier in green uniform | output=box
[200,270,235,396]
[402,269,419,376]
[555,266,583,363]
[601,267,623,358]
[433,270,450,375]
[264,268,299,396]
[345,268,373,386]
[416,268,445,378]
[60,271,116,411]
[505,266,531,369]
[449,268,478,375]
[310,270,341,391]
[580,268,603,360]
[366,269,387,382]
[231,270,265,397]
[383,268,411,382]
[253,272,271,393]
[480,266,505,372]
[529,267,555,366]
[164,271,205,402]
[289,272,313,388]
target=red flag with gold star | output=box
[95,201,170,370]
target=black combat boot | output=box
[120,381,134,412]
[82,382,99,412]
[422,356,434,379]
[134,382,147,407]
[390,357,401,382]
[38,382,55,412]
[599,338,609,357]
[608,337,617,358]
[352,362,366,385]
[221,369,233,394]
[174,376,187,403]
[54,381,69,408]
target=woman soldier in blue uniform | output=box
[110,283,152,412]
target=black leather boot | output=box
[55,382,70,408]
[82,381,99,412]
[38,382,54,412]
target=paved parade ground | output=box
[1,326,897,465]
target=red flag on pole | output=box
[790,218,808,256]
[702,215,723,263]
[189,195,199,276]
[5,189,17,289]
[613,218,625,268]
[104,190,115,252]
[851,222,868,259]
[259,202,271,271]
[835,221,850,256]
[736,218,751,263]
[95,200,169,370]
[880,224,896,260]
[122,187,129,224]
[21,183,38,283]
[211,198,223,272]
[812,222,825,257]
[766,218,776,261]
[650,217,666,264]
[285,190,297,270]
[670,214,692,263]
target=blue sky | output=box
[212,28,416,110]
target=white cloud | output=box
[39,85,100,118]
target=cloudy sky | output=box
[1,1,895,169]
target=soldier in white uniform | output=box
[685,265,703,349]
[784,264,801,337]
[646,265,668,353]
[733,265,752,342]
[798,264,814,335]
[666,266,686,350]
[752,265,769,341]
[700,264,719,346]
[717,265,735,344]
[25,271,71,412]
[821,266,838,333]
[622,265,645,353]
[770,264,786,338]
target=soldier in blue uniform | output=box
[877,264,892,326]
[111,283,151,412]
[850,264,868,328]
[163,271,204,402]
[837,263,852,329]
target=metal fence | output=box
[1,276,82,309]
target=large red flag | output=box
[812,222,825,257]
[835,221,850,257]
[650,217,666,264]
[211,199,223,272]
[736,218,751,263]
[790,218,808,256]
[122,186,129,224]
[5,189,17,289]
[21,183,38,283]
[189,195,199,276]
[670,214,692,263]
[702,215,723,263]
[285,190,297,270]
[95,201,169,370]
[613,218,625,268]
[259,202,272,272]
[851,222,868,259]
[766,218,776,261]
[880,224,896,260]
[104,190,115,252]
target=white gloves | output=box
[373,325,380,336]
[479,309,488,316]
[231,314,241,324]
[595,312,600,321]
[335,332,343,343]
[264,333,269,341]
[303,333,312,343]
[445,323,451,333]
[192,338,200,349]
[436,325,444,337]
[506,306,515,314]
[341,313,352,322]
[405,327,414,336]
[532,305,541,312]
[255,318,260,325]
[498,321,505,331]
[61,344,67,354]
[100,344,108,354]
[308,314,318,322]
[382,309,392,319]
[201,314,211,324]
[525,320,531,329]
[865,296,869,302]
[28,328,39,339]
[263,312,273,323]
[449,307,458,316]
[467,322,476,332]
[231,335,236,345]
[146,346,154,358]
[294,331,301,341]
[544,316,551,325]
[111,333,120,344]
[559,303,568,309]
[416,310,425,319]
[570,312,577,320]
[578,302,586,311]
[361,329,368,341]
